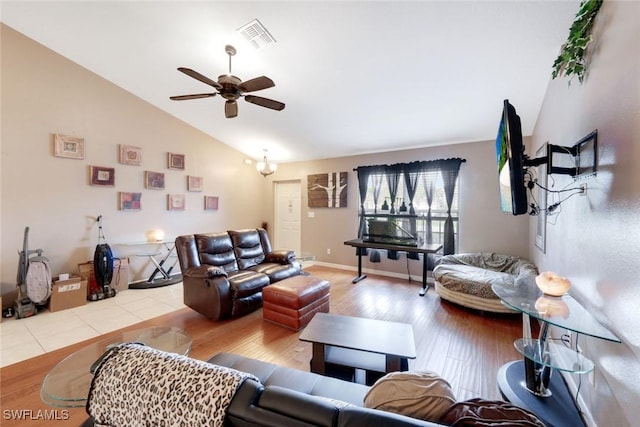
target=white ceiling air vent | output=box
[236,19,276,49]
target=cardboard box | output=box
[111,258,130,291]
[50,276,87,312]
[78,257,130,294]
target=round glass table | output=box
[41,326,192,408]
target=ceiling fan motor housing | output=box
[218,74,242,100]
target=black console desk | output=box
[343,239,442,296]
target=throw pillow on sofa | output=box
[439,398,545,426]
[363,371,456,422]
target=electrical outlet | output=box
[326,248,331,255]
[579,183,587,196]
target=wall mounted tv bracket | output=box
[523,130,598,179]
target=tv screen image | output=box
[495,100,528,215]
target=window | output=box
[355,159,464,255]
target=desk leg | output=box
[419,253,429,296]
[148,244,177,282]
[148,257,169,282]
[352,249,367,284]
[310,342,326,375]
[385,355,402,373]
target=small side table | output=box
[117,241,182,289]
[41,326,192,408]
[492,279,620,427]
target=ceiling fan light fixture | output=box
[257,150,277,177]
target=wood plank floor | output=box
[0,266,522,426]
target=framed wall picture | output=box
[204,196,219,211]
[167,194,185,211]
[535,144,547,253]
[119,145,142,166]
[53,134,85,159]
[144,171,165,189]
[90,166,115,186]
[119,192,142,211]
[307,172,348,208]
[187,175,203,192]
[168,152,185,170]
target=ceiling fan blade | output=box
[177,67,223,90]
[225,100,238,118]
[245,95,285,111]
[238,76,275,93]
[170,93,217,101]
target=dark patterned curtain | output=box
[403,162,421,251]
[355,165,385,254]
[421,170,436,244]
[371,174,383,213]
[385,164,402,214]
[440,159,464,255]
[355,158,465,259]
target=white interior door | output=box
[274,181,301,256]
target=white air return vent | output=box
[237,19,276,49]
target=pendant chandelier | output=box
[257,149,277,177]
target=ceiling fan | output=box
[170,45,285,118]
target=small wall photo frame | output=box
[168,152,185,170]
[187,175,203,192]
[119,145,142,166]
[168,194,185,211]
[144,171,165,189]
[53,134,84,159]
[90,166,115,186]
[119,192,142,211]
[204,196,219,211]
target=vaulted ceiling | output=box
[1,1,579,163]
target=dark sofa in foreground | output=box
[209,352,440,427]
[85,346,546,427]
[175,228,301,320]
[86,346,442,427]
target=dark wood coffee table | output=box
[299,313,416,383]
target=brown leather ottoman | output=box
[262,275,330,330]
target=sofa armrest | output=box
[182,275,232,320]
[184,265,228,279]
[265,250,295,264]
[338,406,441,427]
[258,386,339,427]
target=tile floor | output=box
[0,282,185,368]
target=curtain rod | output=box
[352,157,466,171]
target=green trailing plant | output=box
[551,0,603,84]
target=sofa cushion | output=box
[229,229,267,270]
[251,262,301,282]
[439,398,545,426]
[434,264,514,299]
[208,352,369,406]
[364,371,456,422]
[196,232,239,272]
[227,270,270,298]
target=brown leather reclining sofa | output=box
[175,228,301,320]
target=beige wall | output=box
[0,25,267,296]
[528,1,640,425]
[4,3,638,423]
[269,140,530,278]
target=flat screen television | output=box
[495,99,528,215]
